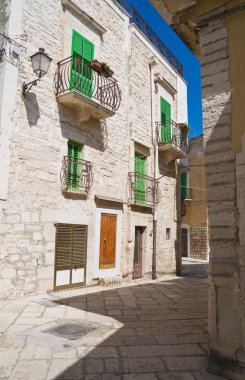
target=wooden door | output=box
[54,224,87,290]
[99,214,117,269]
[133,227,143,279]
[181,228,188,257]
[160,97,171,143]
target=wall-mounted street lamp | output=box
[22,48,52,95]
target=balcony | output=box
[156,120,189,163]
[60,156,93,198]
[55,56,121,122]
[128,172,161,208]
[114,2,183,76]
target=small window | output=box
[67,141,82,190]
[166,228,171,240]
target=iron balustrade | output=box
[129,6,183,76]
[156,120,189,155]
[60,156,93,197]
[115,0,127,8]
[114,2,183,76]
[55,56,121,112]
[128,172,161,207]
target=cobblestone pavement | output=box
[0,259,227,380]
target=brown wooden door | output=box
[181,228,188,257]
[99,213,117,269]
[133,226,143,279]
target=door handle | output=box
[103,239,106,243]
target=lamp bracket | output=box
[22,78,40,95]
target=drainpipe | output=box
[176,161,182,276]
[148,56,158,280]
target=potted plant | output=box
[89,59,114,77]
[89,59,101,72]
[178,122,189,144]
[101,62,114,77]
[178,122,190,134]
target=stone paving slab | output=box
[0,260,228,379]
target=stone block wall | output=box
[190,227,208,260]
[200,12,245,376]
[0,0,187,298]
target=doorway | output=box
[99,213,117,269]
[181,227,188,257]
[133,226,144,279]
[54,223,87,290]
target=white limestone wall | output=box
[0,0,130,299]
[176,75,188,124]
[156,170,177,274]
[0,0,186,298]
[126,26,180,279]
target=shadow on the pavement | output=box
[181,260,209,278]
[52,278,209,379]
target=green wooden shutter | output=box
[70,30,83,91]
[181,172,187,198]
[70,30,94,97]
[67,141,82,190]
[160,97,171,143]
[81,36,94,97]
[135,152,146,204]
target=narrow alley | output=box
[0,259,226,380]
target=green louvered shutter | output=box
[67,141,82,190]
[82,37,94,97]
[70,30,94,97]
[181,172,187,198]
[160,97,171,143]
[135,152,146,204]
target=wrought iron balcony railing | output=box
[128,172,161,207]
[156,120,189,155]
[114,2,183,76]
[115,0,127,8]
[55,56,121,112]
[130,7,183,76]
[60,156,93,197]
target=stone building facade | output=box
[181,134,208,260]
[0,0,188,299]
[150,0,245,378]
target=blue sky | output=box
[128,0,203,137]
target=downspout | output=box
[148,56,158,280]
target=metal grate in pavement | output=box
[43,322,96,340]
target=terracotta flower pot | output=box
[89,59,114,77]
[89,59,102,72]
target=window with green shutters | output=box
[181,172,187,198]
[67,141,82,190]
[135,152,146,204]
[70,29,94,97]
[160,97,171,143]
